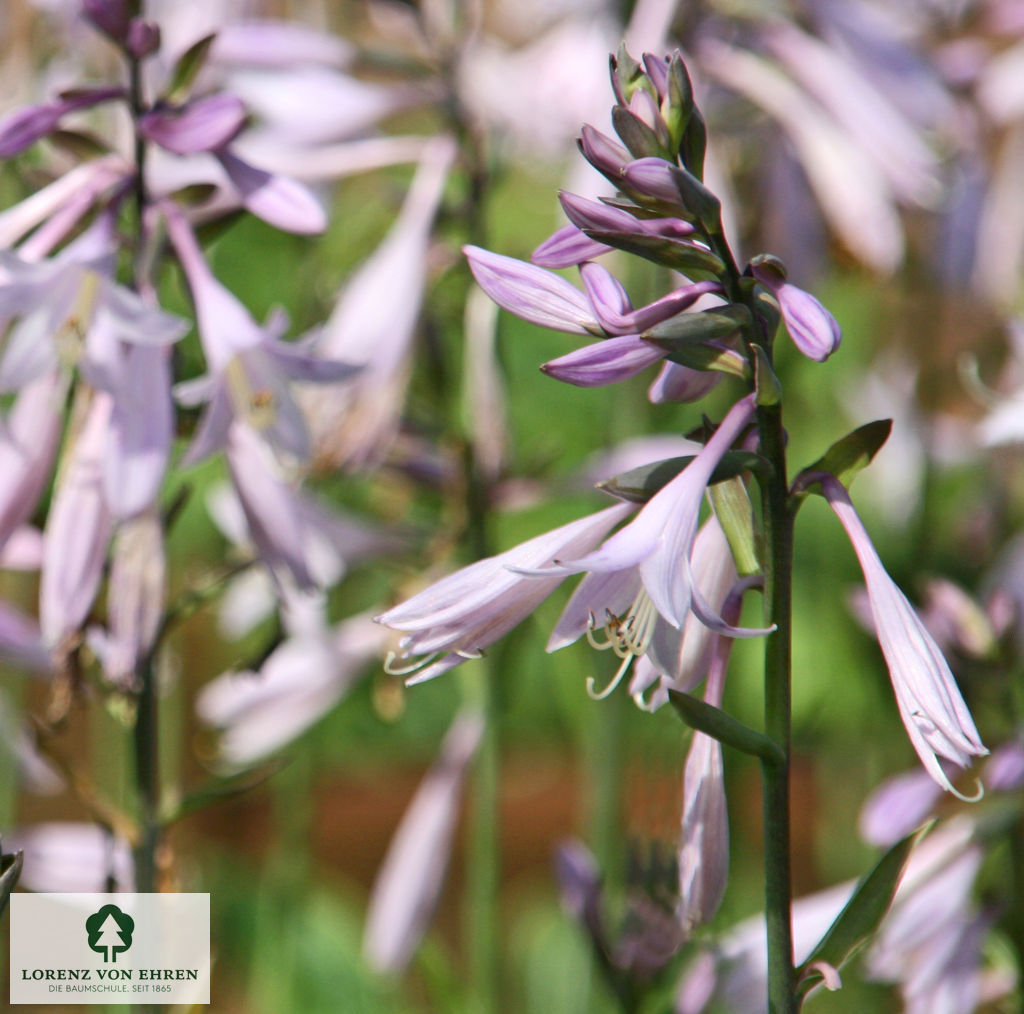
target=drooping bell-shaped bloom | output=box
[363,710,483,974]
[534,394,764,634]
[306,136,454,469]
[197,612,385,767]
[39,394,114,649]
[164,203,355,465]
[85,509,166,691]
[677,598,739,933]
[822,476,987,794]
[376,501,635,685]
[546,514,737,706]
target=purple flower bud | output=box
[559,190,696,240]
[531,224,611,269]
[578,124,630,178]
[648,361,721,404]
[140,94,247,155]
[751,262,841,362]
[0,88,122,157]
[81,0,132,43]
[126,19,161,58]
[541,335,666,387]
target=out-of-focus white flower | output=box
[6,822,133,893]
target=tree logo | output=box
[85,904,135,963]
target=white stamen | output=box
[384,650,439,676]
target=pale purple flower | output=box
[363,710,483,973]
[750,262,841,362]
[0,87,124,158]
[39,394,114,648]
[542,334,667,387]
[305,137,454,469]
[0,370,64,554]
[648,361,722,403]
[822,477,987,794]
[164,203,354,464]
[546,514,736,706]
[85,510,165,691]
[678,583,745,932]
[983,739,1024,792]
[214,148,327,235]
[377,501,635,685]
[858,768,944,847]
[464,245,600,335]
[5,822,133,893]
[0,600,52,675]
[531,224,612,269]
[197,612,386,767]
[535,394,763,633]
[139,94,247,155]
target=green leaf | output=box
[643,304,748,344]
[665,53,695,157]
[0,848,23,916]
[597,450,770,503]
[612,105,670,160]
[668,690,784,766]
[584,230,724,277]
[663,342,749,380]
[165,33,217,105]
[796,825,926,996]
[793,420,893,500]
[753,345,782,406]
[709,477,761,577]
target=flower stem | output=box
[757,401,797,1014]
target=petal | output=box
[139,94,247,155]
[541,334,665,387]
[531,224,612,268]
[216,149,327,235]
[464,245,597,334]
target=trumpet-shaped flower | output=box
[376,502,634,685]
[532,394,765,635]
[546,514,737,705]
[822,476,987,794]
[164,203,356,464]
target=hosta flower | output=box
[364,710,483,974]
[530,394,766,636]
[750,260,841,362]
[546,514,736,705]
[822,476,987,794]
[164,203,356,464]
[376,501,634,685]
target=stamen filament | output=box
[384,650,439,676]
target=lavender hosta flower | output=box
[984,738,1024,792]
[164,203,355,465]
[822,477,987,795]
[363,710,483,974]
[858,768,944,848]
[376,501,635,685]
[304,137,454,469]
[531,224,613,269]
[546,514,736,705]
[750,261,841,362]
[648,361,721,403]
[0,600,52,675]
[207,475,403,638]
[196,612,386,767]
[40,394,114,649]
[532,394,765,635]
[0,87,124,158]
[85,510,165,691]
[678,583,746,933]
[222,422,315,590]
[0,371,64,554]
[5,822,133,893]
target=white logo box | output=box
[10,893,209,1005]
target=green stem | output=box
[757,402,797,1014]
